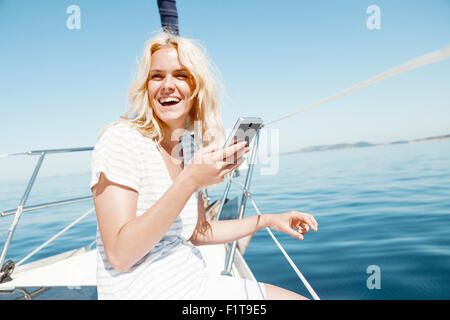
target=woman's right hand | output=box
[185,141,249,189]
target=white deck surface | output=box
[0,244,254,291]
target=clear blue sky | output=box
[1,0,449,180]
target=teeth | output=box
[159,97,181,104]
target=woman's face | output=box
[148,46,194,130]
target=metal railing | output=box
[0,147,94,277]
[218,128,260,276]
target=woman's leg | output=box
[264,283,309,300]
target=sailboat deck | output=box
[0,243,255,292]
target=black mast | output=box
[157,0,180,35]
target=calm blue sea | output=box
[1,140,449,300]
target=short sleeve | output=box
[90,124,143,193]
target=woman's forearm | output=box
[110,170,197,272]
[190,214,272,246]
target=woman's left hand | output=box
[266,211,318,240]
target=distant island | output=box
[282,134,450,155]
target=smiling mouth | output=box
[158,96,181,107]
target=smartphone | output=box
[223,117,263,148]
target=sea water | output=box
[1,140,449,299]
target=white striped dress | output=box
[90,121,266,300]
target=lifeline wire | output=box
[249,196,321,300]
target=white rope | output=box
[16,207,95,266]
[0,152,31,158]
[265,45,450,127]
[248,196,320,300]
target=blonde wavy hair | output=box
[100,31,225,148]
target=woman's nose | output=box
[161,76,176,92]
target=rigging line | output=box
[0,153,15,158]
[265,45,450,127]
[248,196,320,301]
[0,152,35,158]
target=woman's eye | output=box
[176,73,189,79]
[151,74,163,80]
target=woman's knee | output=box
[263,283,309,300]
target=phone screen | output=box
[224,118,263,148]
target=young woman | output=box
[90,31,318,300]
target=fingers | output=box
[220,157,246,178]
[194,143,218,162]
[294,211,318,232]
[307,215,318,232]
[287,223,307,240]
[288,212,318,240]
[285,227,304,240]
[224,148,248,164]
[193,142,249,184]
[198,142,248,167]
[216,141,248,162]
[298,223,309,234]
[267,211,318,240]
